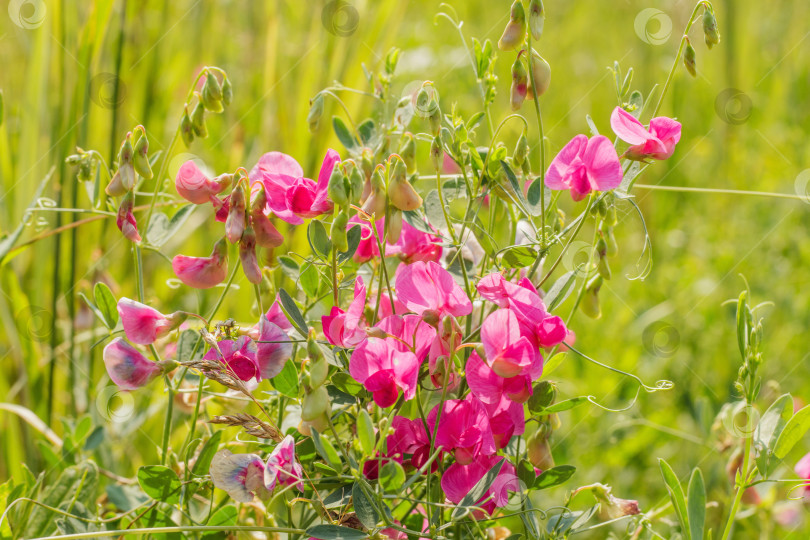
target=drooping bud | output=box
[527,50,551,99]
[133,132,152,179]
[172,237,229,289]
[190,99,207,138]
[226,183,247,243]
[387,209,403,244]
[250,185,284,248]
[307,93,324,132]
[702,9,720,49]
[180,107,194,147]
[580,275,602,319]
[514,132,529,166]
[430,135,443,171]
[105,170,127,197]
[428,108,442,135]
[331,210,349,252]
[362,164,388,217]
[510,54,528,111]
[327,162,349,207]
[202,72,224,113]
[347,161,364,203]
[117,133,136,192]
[571,484,641,521]
[684,39,697,77]
[239,227,262,284]
[527,429,554,470]
[116,190,141,243]
[498,1,526,51]
[399,132,417,174]
[103,338,162,391]
[528,0,545,41]
[221,76,233,106]
[387,155,423,211]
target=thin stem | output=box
[29,526,306,540]
[720,434,752,540]
[527,34,546,245]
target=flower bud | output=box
[190,99,207,137]
[527,50,551,99]
[103,338,161,390]
[307,93,324,132]
[239,227,262,284]
[528,0,545,41]
[387,155,422,211]
[605,227,618,257]
[226,183,247,243]
[327,163,349,207]
[331,210,349,252]
[498,1,526,51]
[133,133,153,179]
[362,165,388,217]
[581,275,602,319]
[251,186,284,248]
[510,55,528,111]
[684,39,697,77]
[105,170,127,197]
[222,76,233,106]
[366,326,387,339]
[346,163,364,203]
[117,134,136,192]
[430,136,443,171]
[399,132,417,174]
[180,108,194,147]
[172,237,229,289]
[308,355,329,389]
[202,71,223,113]
[428,108,442,135]
[527,430,554,470]
[116,191,141,243]
[386,209,403,244]
[703,9,720,49]
[527,380,556,412]
[302,385,330,421]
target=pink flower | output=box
[481,309,538,378]
[350,216,442,264]
[394,261,472,319]
[102,338,161,390]
[251,150,340,224]
[545,134,622,201]
[265,298,293,334]
[795,452,810,494]
[264,435,304,491]
[255,315,292,380]
[350,336,421,407]
[117,298,186,345]
[483,396,526,449]
[386,416,435,471]
[610,106,682,161]
[116,193,141,243]
[321,276,367,348]
[428,395,496,464]
[172,238,228,289]
[210,449,268,502]
[376,314,437,361]
[441,455,520,516]
[175,160,230,204]
[466,350,532,405]
[204,336,260,382]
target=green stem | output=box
[527,34,546,245]
[30,526,306,540]
[720,435,753,540]
[160,373,174,466]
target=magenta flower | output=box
[481,309,538,378]
[322,276,367,348]
[250,150,340,224]
[545,134,622,201]
[376,314,438,361]
[441,455,520,516]
[116,193,141,243]
[386,416,435,471]
[255,315,292,380]
[395,261,472,319]
[264,297,293,334]
[102,338,161,390]
[610,106,682,161]
[483,396,526,449]
[210,449,269,502]
[117,298,185,345]
[428,395,496,464]
[263,435,304,491]
[175,160,230,204]
[466,350,532,405]
[350,337,421,407]
[204,336,260,382]
[172,238,228,289]
[795,452,810,494]
[351,216,442,264]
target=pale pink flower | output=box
[394,261,472,319]
[210,449,269,502]
[255,315,292,380]
[610,106,682,161]
[441,455,520,516]
[103,338,161,390]
[322,276,367,348]
[481,309,538,378]
[545,134,622,201]
[264,435,304,491]
[204,336,260,382]
[795,452,810,494]
[117,298,186,345]
[428,395,496,464]
[172,238,228,289]
[265,298,293,334]
[175,160,230,204]
[116,193,141,243]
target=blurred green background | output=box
[1,0,809,537]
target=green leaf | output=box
[25,461,99,538]
[525,177,550,217]
[658,458,690,538]
[137,465,182,504]
[542,352,567,377]
[517,459,536,487]
[687,468,706,540]
[308,220,333,259]
[311,429,341,469]
[544,270,578,312]
[357,409,375,457]
[755,393,793,476]
[541,396,588,414]
[352,483,379,529]
[201,505,238,540]
[379,460,406,494]
[306,524,368,540]
[332,117,358,152]
[272,360,299,398]
[176,329,202,362]
[93,282,118,330]
[300,263,320,298]
[500,246,537,269]
[533,465,576,490]
[192,431,223,477]
[323,484,353,508]
[499,160,529,209]
[774,404,810,460]
[423,189,445,230]
[357,119,376,145]
[147,205,195,247]
[332,372,365,396]
[337,225,362,265]
[278,289,308,336]
[452,460,505,520]
[278,255,300,280]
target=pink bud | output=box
[172,237,229,289]
[226,183,247,243]
[175,161,232,204]
[117,297,186,345]
[103,338,161,390]
[239,227,262,284]
[250,185,284,248]
[116,191,141,243]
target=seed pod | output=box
[133,133,153,179]
[528,0,545,41]
[430,135,443,171]
[190,100,207,138]
[605,227,618,257]
[683,39,697,77]
[428,108,442,135]
[399,132,416,174]
[180,109,194,147]
[527,50,551,99]
[510,55,528,111]
[702,9,721,49]
[307,93,324,132]
[387,209,403,244]
[301,385,330,421]
[327,163,349,207]
[597,256,612,280]
[308,355,329,389]
[498,1,527,51]
[387,156,423,211]
[331,210,349,252]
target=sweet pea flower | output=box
[322,276,367,348]
[375,314,438,361]
[441,455,520,516]
[250,150,340,224]
[794,452,810,495]
[395,261,472,319]
[175,160,231,204]
[386,416,435,471]
[483,396,526,449]
[481,309,538,378]
[210,449,269,502]
[610,106,682,161]
[350,337,421,407]
[117,298,186,345]
[428,395,496,464]
[116,192,140,243]
[172,237,228,289]
[264,435,304,491]
[545,134,622,201]
[103,338,161,390]
[466,350,532,405]
[255,315,293,380]
[204,336,260,382]
[350,216,442,264]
